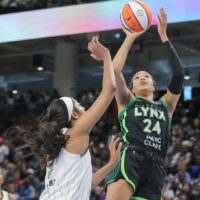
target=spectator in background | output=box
[0,137,9,164]
[162,179,175,200]
[7,184,20,200]
[191,180,200,200]
[174,193,188,200]
[168,133,182,168]
[0,168,16,200]
[18,176,36,200]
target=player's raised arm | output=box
[158,8,184,116]
[71,36,116,135]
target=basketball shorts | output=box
[106,146,166,200]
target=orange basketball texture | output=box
[120,0,152,32]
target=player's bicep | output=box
[72,90,114,135]
[161,89,181,116]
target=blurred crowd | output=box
[0,0,109,14]
[0,89,199,200]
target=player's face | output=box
[131,71,155,95]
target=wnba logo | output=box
[137,9,144,16]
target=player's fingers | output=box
[117,142,122,153]
[110,135,114,144]
[88,43,93,52]
[113,137,120,150]
[160,7,167,21]
[157,14,161,23]
[90,54,99,61]
[94,36,98,43]
[109,135,114,151]
[95,36,101,46]
[91,36,95,43]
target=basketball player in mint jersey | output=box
[106,8,184,200]
[21,37,122,200]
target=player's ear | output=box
[71,111,79,120]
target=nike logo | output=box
[127,16,132,21]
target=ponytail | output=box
[20,99,73,171]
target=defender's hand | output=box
[88,36,110,61]
[108,136,122,167]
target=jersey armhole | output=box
[118,97,137,119]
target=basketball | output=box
[120,0,152,32]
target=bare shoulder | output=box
[64,132,89,155]
[9,193,16,200]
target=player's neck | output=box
[135,93,154,102]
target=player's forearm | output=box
[159,32,169,43]
[91,162,115,190]
[102,52,116,92]
[164,40,184,94]
[113,36,136,74]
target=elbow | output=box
[102,84,116,97]
[108,84,116,95]
[114,68,121,75]
[112,86,117,95]
[104,79,116,94]
[111,82,117,93]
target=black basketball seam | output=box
[127,3,143,31]
[120,10,133,32]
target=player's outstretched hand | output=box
[157,7,169,42]
[88,36,110,61]
[108,136,122,167]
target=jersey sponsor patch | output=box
[144,135,162,150]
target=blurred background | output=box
[0,0,199,200]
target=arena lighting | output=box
[0,0,199,43]
[114,33,121,39]
[37,66,44,71]
[183,86,192,101]
[184,71,190,80]
[12,89,18,94]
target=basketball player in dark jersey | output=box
[106,8,184,200]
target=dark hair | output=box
[129,71,158,99]
[20,99,74,171]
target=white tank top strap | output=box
[1,190,9,200]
